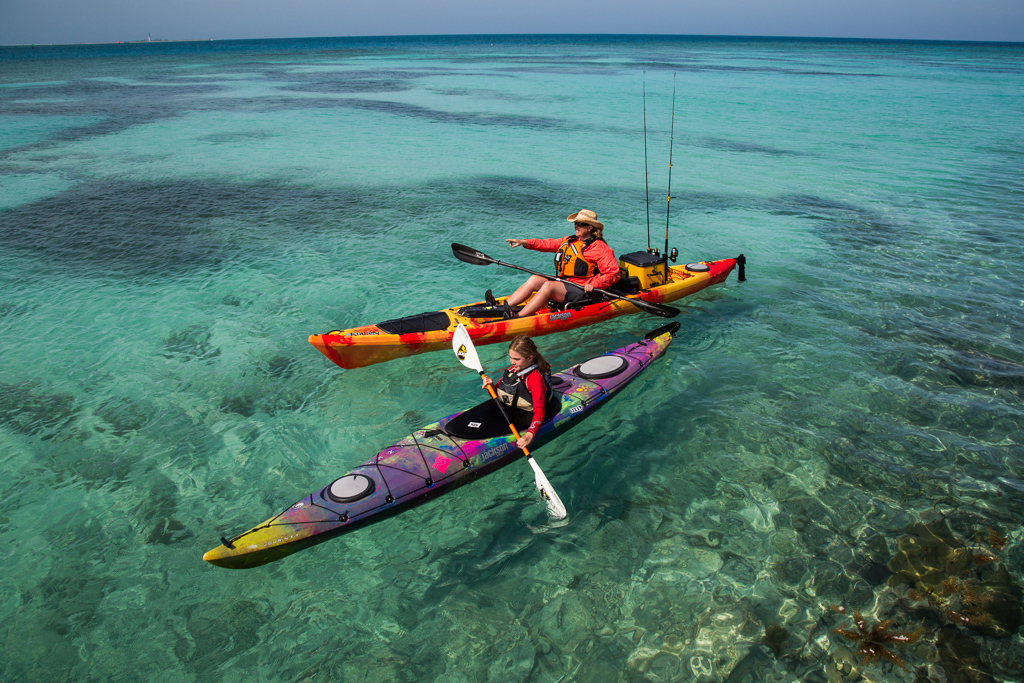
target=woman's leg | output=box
[505,275,549,306]
[516,281,568,317]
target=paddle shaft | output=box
[484,253,678,318]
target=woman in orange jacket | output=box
[500,209,620,318]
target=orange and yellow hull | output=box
[310,258,738,370]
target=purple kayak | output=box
[203,323,680,569]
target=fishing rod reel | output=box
[643,246,677,262]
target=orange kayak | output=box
[310,253,744,370]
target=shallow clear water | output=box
[1,35,1023,681]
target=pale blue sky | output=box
[1,0,1021,45]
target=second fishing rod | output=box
[642,73,679,282]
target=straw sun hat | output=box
[567,209,604,229]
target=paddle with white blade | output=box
[452,323,567,519]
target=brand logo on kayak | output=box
[480,442,510,464]
[550,311,571,322]
[259,532,301,549]
[456,344,467,361]
[349,331,379,337]
[570,405,584,415]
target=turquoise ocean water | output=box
[1,35,1023,681]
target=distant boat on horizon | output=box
[126,32,168,43]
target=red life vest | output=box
[554,237,602,279]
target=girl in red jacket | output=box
[502,209,620,318]
[481,336,553,449]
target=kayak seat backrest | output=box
[549,291,604,312]
[443,394,562,440]
[564,291,606,311]
[376,311,452,335]
[549,375,570,389]
[607,275,641,296]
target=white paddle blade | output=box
[452,323,484,373]
[527,457,567,519]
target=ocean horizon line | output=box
[3,32,1022,51]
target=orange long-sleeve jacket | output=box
[522,237,620,290]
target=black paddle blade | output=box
[644,322,681,339]
[628,298,680,318]
[451,243,494,266]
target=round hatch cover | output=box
[576,355,628,379]
[326,473,375,503]
[685,263,710,272]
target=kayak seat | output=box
[550,291,605,312]
[607,276,641,296]
[443,394,561,440]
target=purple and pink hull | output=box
[204,325,678,568]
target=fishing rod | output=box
[663,72,676,282]
[643,72,651,252]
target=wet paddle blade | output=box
[451,243,494,266]
[452,323,484,373]
[527,456,567,519]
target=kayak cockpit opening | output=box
[443,394,561,440]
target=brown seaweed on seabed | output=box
[907,577,992,630]
[830,606,923,670]
[889,520,1023,637]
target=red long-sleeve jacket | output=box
[522,237,620,290]
[520,367,548,436]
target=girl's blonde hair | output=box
[509,335,551,375]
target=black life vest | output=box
[495,364,552,411]
[554,236,603,279]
